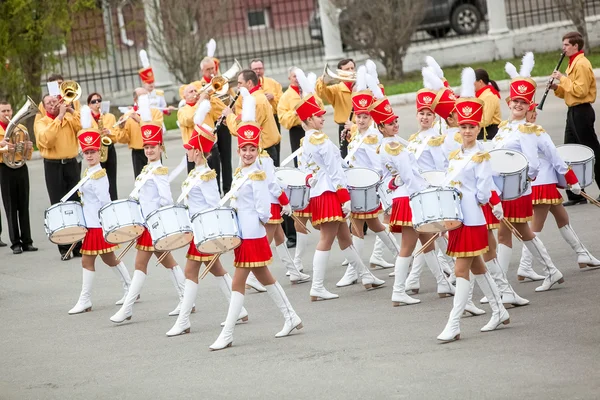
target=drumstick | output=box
[62,242,78,261]
[487,203,522,240]
[116,240,136,262]
[414,232,440,257]
[155,251,170,266]
[349,217,361,237]
[580,192,600,208]
[199,254,221,280]
[291,213,310,233]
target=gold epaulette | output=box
[428,135,446,147]
[90,169,107,180]
[518,123,542,136]
[384,142,403,156]
[154,166,169,175]
[408,132,419,142]
[200,169,217,181]
[155,90,164,96]
[299,137,304,146]
[249,170,267,181]
[309,132,327,145]
[449,149,461,160]
[453,131,463,144]
[472,151,491,163]
[234,167,241,176]
[260,149,270,158]
[498,120,509,129]
[364,135,379,145]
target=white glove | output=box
[492,203,504,220]
[394,175,404,187]
[341,200,352,216]
[570,182,582,195]
[281,203,292,216]
[307,176,318,188]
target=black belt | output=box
[44,157,78,164]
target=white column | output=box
[141,0,174,87]
[317,0,345,62]
[486,0,509,35]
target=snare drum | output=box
[275,168,310,210]
[556,144,595,188]
[98,199,145,244]
[377,185,393,214]
[409,187,463,233]
[345,168,381,213]
[421,170,446,187]
[44,201,88,245]
[145,205,193,251]
[488,149,529,200]
[191,207,242,254]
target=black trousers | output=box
[564,103,600,200]
[43,158,82,255]
[272,115,281,168]
[205,145,222,193]
[478,124,499,140]
[100,144,118,200]
[131,149,147,178]
[338,124,349,159]
[289,125,305,168]
[0,163,32,248]
[265,145,280,167]
[212,123,232,193]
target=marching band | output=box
[1,32,594,351]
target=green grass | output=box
[381,47,600,96]
[164,113,178,130]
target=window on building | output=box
[248,9,270,29]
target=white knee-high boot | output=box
[559,224,600,268]
[246,272,267,293]
[342,244,385,290]
[485,258,529,306]
[166,279,198,337]
[110,270,146,323]
[523,237,565,292]
[405,253,424,294]
[275,243,311,284]
[310,250,339,301]
[293,232,308,272]
[423,250,455,297]
[336,236,361,287]
[464,273,486,316]
[69,269,94,314]
[391,256,420,306]
[370,230,396,269]
[517,235,545,282]
[168,265,190,316]
[437,277,470,342]
[216,273,249,325]
[111,262,132,305]
[475,272,510,332]
[209,291,244,351]
[266,282,303,337]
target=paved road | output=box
[1,93,599,400]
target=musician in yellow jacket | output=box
[315,58,355,158]
[474,68,502,140]
[36,74,81,125]
[551,31,599,205]
[114,88,164,177]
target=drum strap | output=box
[409,134,430,161]
[343,134,367,165]
[60,174,91,203]
[442,151,476,187]
[177,173,202,204]
[129,165,160,200]
[219,175,250,207]
[280,146,304,167]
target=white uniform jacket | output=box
[346,126,383,174]
[259,151,285,205]
[133,160,173,218]
[79,164,110,228]
[533,129,570,187]
[230,161,272,239]
[379,136,428,199]
[406,127,447,171]
[302,129,348,198]
[182,164,220,216]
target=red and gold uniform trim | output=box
[501,194,533,223]
[310,191,345,226]
[267,203,284,224]
[233,237,273,268]
[351,203,383,220]
[447,224,489,257]
[186,240,215,262]
[389,197,412,233]
[136,228,155,252]
[532,184,563,205]
[81,228,119,255]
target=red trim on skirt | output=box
[267,203,283,224]
[502,194,533,223]
[233,236,273,268]
[482,204,500,230]
[447,224,489,257]
[389,197,412,233]
[186,239,215,262]
[351,203,383,220]
[532,184,563,205]
[295,201,312,218]
[136,228,155,252]
[81,228,119,255]
[310,191,345,226]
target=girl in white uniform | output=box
[437,68,510,342]
[110,95,185,324]
[166,100,249,337]
[68,105,132,314]
[209,88,302,351]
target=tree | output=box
[553,0,590,53]
[144,0,233,84]
[331,0,426,79]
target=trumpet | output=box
[198,59,242,105]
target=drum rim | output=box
[196,234,243,254]
[191,206,236,221]
[414,218,463,233]
[556,144,595,162]
[345,167,381,187]
[102,222,145,241]
[409,186,462,200]
[146,204,189,219]
[275,167,308,187]
[488,148,529,171]
[99,198,141,212]
[153,231,194,251]
[48,224,88,244]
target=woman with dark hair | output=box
[474,69,502,140]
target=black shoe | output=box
[12,245,23,254]
[286,240,296,249]
[61,253,74,261]
[23,244,38,252]
[563,198,587,207]
[0,239,6,247]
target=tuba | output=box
[323,63,357,84]
[59,81,82,105]
[3,96,38,169]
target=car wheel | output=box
[426,27,451,38]
[450,3,481,35]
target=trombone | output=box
[323,63,357,84]
[198,59,242,104]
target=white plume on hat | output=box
[193,99,211,125]
[80,105,93,130]
[425,56,444,79]
[355,65,368,92]
[295,68,314,95]
[307,72,317,93]
[139,50,150,68]
[505,62,519,79]
[422,66,444,91]
[206,39,217,58]
[137,94,152,122]
[519,52,535,78]
[459,67,476,98]
[365,59,379,84]
[239,88,256,123]
[366,73,384,100]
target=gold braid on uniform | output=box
[249,170,267,181]
[154,166,169,175]
[90,169,107,180]
[472,151,491,163]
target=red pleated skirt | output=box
[186,239,215,262]
[233,236,273,268]
[482,204,500,230]
[532,184,563,205]
[295,201,312,218]
[389,197,412,233]
[310,191,345,226]
[81,228,118,255]
[447,224,489,257]
[267,203,283,224]
[351,203,383,220]
[136,228,155,252]
[502,194,533,223]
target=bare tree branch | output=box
[553,0,590,53]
